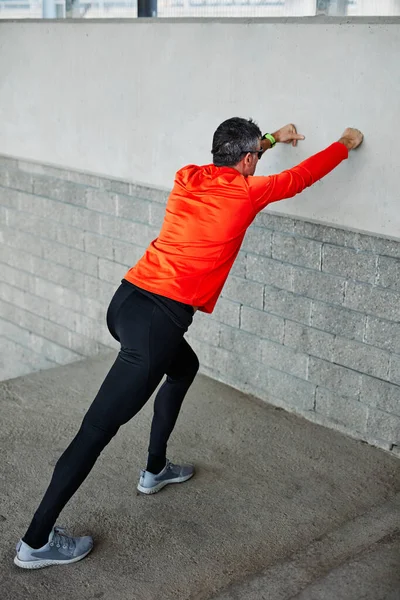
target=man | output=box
[14,118,363,569]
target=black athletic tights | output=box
[23,281,198,549]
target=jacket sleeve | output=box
[247,142,349,213]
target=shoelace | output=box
[49,527,75,552]
[166,460,179,474]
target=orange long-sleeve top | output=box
[124,142,348,313]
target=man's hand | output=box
[338,128,364,151]
[273,124,305,147]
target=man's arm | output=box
[249,127,364,212]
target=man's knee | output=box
[180,349,199,383]
[166,347,199,384]
[80,417,118,448]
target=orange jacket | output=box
[124,142,348,313]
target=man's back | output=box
[125,163,255,312]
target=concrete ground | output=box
[0,353,399,600]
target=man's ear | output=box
[243,152,254,172]
[243,152,251,165]
[234,155,247,175]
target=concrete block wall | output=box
[0,155,164,380]
[190,215,400,455]
[1,154,399,455]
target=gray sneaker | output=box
[14,526,93,569]
[137,459,195,494]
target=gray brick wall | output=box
[1,154,399,455]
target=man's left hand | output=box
[273,124,305,147]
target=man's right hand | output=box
[338,128,364,151]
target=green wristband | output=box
[263,133,276,147]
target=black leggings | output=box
[23,282,199,549]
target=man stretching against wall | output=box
[14,118,363,568]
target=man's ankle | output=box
[146,454,166,475]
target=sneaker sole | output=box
[137,472,194,495]
[14,546,93,569]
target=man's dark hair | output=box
[211,117,262,167]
